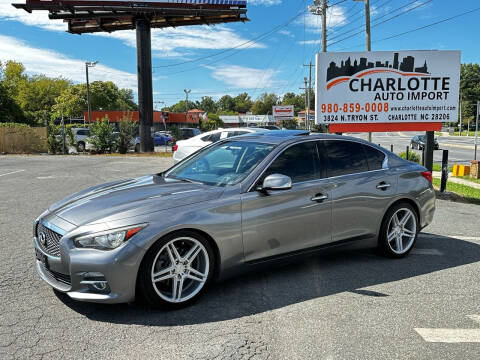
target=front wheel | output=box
[138,231,214,308]
[378,203,418,258]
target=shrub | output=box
[89,117,115,153]
[117,116,136,154]
[46,122,61,154]
[399,151,420,164]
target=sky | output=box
[0,0,479,106]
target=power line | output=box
[333,6,480,50]
[152,9,306,69]
[328,0,432,47]
[328,0,430,43]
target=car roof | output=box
[231,131,372,145]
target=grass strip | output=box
[433,178,480,205]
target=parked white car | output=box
[172,127,267,164]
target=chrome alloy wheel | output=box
[150,237,209,303]
[386,208,417,255]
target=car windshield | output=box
[165,140,275,186]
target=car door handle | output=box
[376,182,391,190]
[311,194,328,202]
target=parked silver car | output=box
[33,132,435,308]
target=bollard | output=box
[406,146,409,161]
[422,147,425,166]
[390,144,393,153]
[440,150,449,192]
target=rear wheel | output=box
[138,231,214,308]
[378,203,418,258]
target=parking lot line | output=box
[0,169,25,177]
[415,315,480,343]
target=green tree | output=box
[0,82,23,123]
[117,116,136,154]
[89,117,115,153]
[460,63,480,126]
[200,113,224,131]
[251,93,279,115]
[281,92,305,114]
[218,95,235,113]
[199,96,218,114]
[52,81,137,120]
[17,75,70,125]
[233,92,252,113]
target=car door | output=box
[322,140,397,242]
[241,141,332,262]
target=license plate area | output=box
[35,248,49,269]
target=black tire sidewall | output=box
[137,231,215,308]
[378,202,419,258]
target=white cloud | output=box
[278,29,294,37]
[300,5,347,33]
[209,64,278,89]
[1,4,263,58]
[249,0,282,6]
[0,35,137,90]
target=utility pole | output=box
[85,61,97,123]
[184,89,191,113]
[300,78,309,130]
[355,0,372,141]
[308,1,327,132]
[459,96,462,136]
[303,62,314,130]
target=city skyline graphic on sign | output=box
[326,52,430,82]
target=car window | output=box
[363,145,386,171]
[166,141,275,186]
[201,134,211,142]
[227,131,248,137]
[262,141,320,183]
[209,132,222,143]
[325,140,369,177]
[76,130,90,136]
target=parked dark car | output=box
[411,135,439,150]
[133,132,174,152]
[178,128,201,140]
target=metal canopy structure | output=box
[13,0,248,152]
[13,1,248,34]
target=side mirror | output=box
[257,174,292,192]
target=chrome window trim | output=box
[245,138,390,192]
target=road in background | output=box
[1,155,479,359]
[349,132,476,164]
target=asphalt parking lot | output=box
[1,155,480,359]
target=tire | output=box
[77,141,85,152]
[378,202,419,258]
[138,231,215,308]
[135,144,140,153]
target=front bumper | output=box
[33,235,146,304]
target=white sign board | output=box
[273,105,294,119]
[315,50,460,124]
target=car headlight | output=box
[74,224,147,250]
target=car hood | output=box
[48,175,224,226]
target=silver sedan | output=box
[33,131,436,308]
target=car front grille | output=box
[36,222,62,257]
[40,262,71,286]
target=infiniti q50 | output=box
[33,132,435,307]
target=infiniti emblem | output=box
[39,232,47,247]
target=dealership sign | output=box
[315,50,460,125]
[273,105,294,119]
